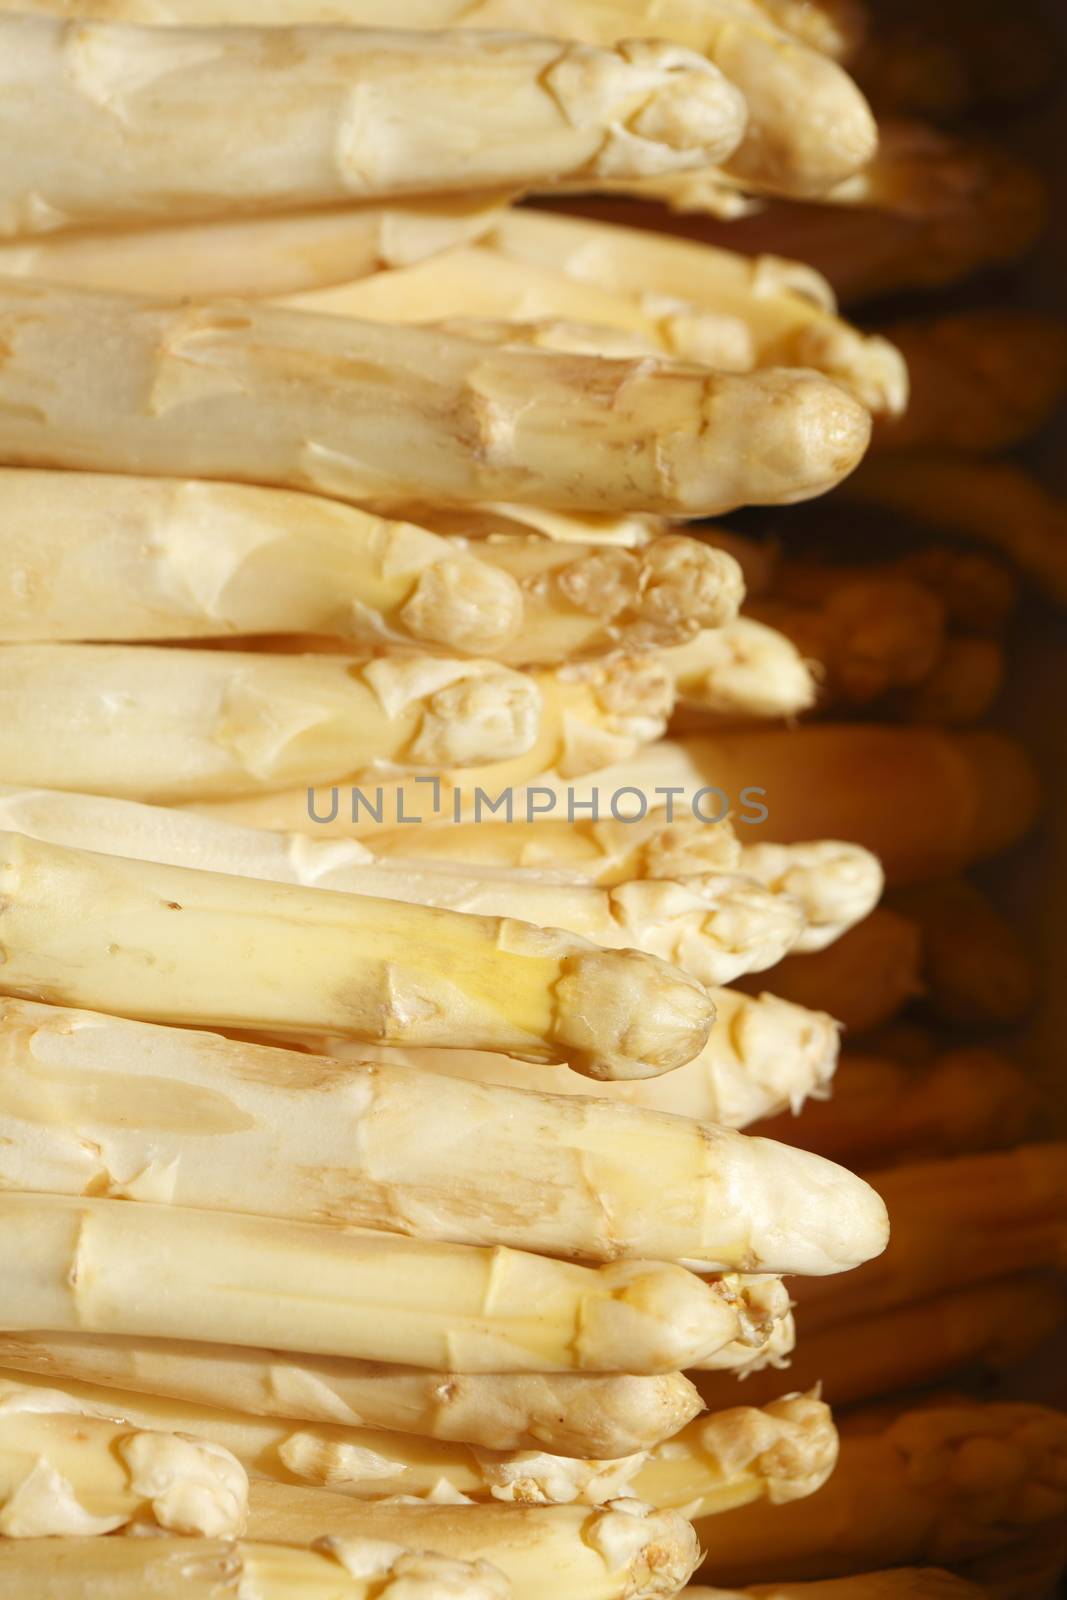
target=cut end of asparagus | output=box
[584,1496,701,1598]
[610,873,806,985]
[549,947,714,1080]
[554,538,745,647]
[363,657,542,767]
[564,40,748,179]
[681,1392,839,1513]
[741,842,885,953]
[399,558,525,655]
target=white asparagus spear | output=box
[283,244,759,372]
[0,791,803,987]
[0,0,876,198]
[245,1486,702,1600]
[0,1536,513,1600]
[0,1370,644,1507]
[0,281,873,516]
[0,998,884,1273]
[662,619,818,720]
[0,1193,772,1375]
[324,984,841,1132]
[487,210,908,417]
[0,16,747,238]
[0,1387,247,1538]
[0,1332,704,1460]
[0,644,546,800]
[0,471,741,659]
[0,191,510,298]
[0,831,714,1079]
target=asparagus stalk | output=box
[699,1274,1067,1413]
[694,1401,1067,1583]
[0,1389,246,1538]
[631,1393,837,1518]
[792,1143,1067,1335]
[0,1332,703,1460]
[0,15,749,237]
[326,983,842,1132]
[0,997,887,1272]
[685,1573,988,1600]
[737,842,884,954]
[773,550,1019,640]
[0,471,741,660]
[242,1486,702,1600]
[887,880,1036,1027]
[753,0,866,60]
[871,312,1067,456]
[662,620,817,721]
[0,1370,646,1507]
[738,908,924,1036]
[0,831,715,1078]
[488,209,907,417]
[0,281,872,516]
[0,1191,765,1374]
[885,638,1005,728]
[0,1536,513,1599]
[0,191,509,297]
[751,1048,1035,1168]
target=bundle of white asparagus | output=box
[1,3,1063,1595]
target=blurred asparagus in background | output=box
[683,1575,988,1600]
[738,908,923,1035]
[886,880,1037,1027]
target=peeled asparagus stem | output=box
[751,1048,1035,1168]
[843,455,1067,607]
[0,191,509,298]
[0,471,741,660]
[632,1393,836,1518]
[0,790,803,987]
[0,997,887,1273]
[0,1332,703,1460]
[0,1536,513,1600]
[0,15,749,238]
[488,209,907,417]
[0,644,548,800]
[699,1274,1067,1413]
[0,1389,247,1539]
[328,983,842,1132]
[738,908,923,1035]
[694,1401,1067,1583]
[792,1143,1067,1335]
[0,1191,765,1375]
[0,831,717,1078]
[871,312,1067,457]
[662,620,817,721]
[243,1484,702,1600]
[0,1370,645,1508]
[0,281,872,516]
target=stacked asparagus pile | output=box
[0,2,1063,1597]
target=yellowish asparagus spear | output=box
[685,1571,990,1600]
[694,1401,1067,1583]
[328,983,841,1131]
[736,841,884,954]
[282,244,759,371]
[0,1370,646,1507]
[698,1275,1067,1413]
[750,577,946,710]
[244,1485,702,1600]
[0,997,887,1272]
[0,831,715,1078]
[0,794,802,987]
[0,191,510,297]
[738,908,923,1035]
[751,1048,1035,1168]
[632,1393,835,1518]
[793,1143,1067,1335]
[0,471,741,660]
[0,1332,704,1460]
[662,620,818,721]
[888,880,1036,1027]
[0,15,750,238]
[0,282,873,517]
[842,455,1067,607]
[489,209,907,417]
[871,313,1067,457]
[0,1536,513,1600]
[0,1192,775,1374]
[0,1388,247,1538]
[885,638,1005,729]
